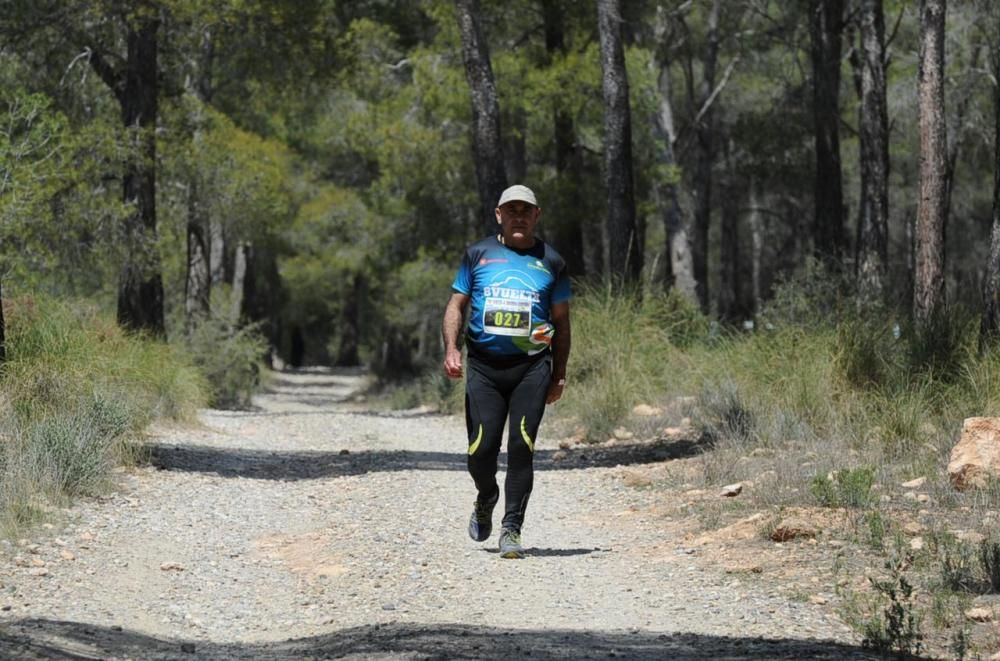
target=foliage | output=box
[559,282,681,441]
[181,302,267,410]
[810,467,875,508]
[861,554,924,658]
[0,296,206,535]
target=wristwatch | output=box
[554,377,567,387]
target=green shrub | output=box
[905,305,977,380]
[0,295,206,535]
[27,409,114,496]
[862,554,924,657]
[692,378,755,445]
[863,510,889,550]
[810,467,875,508]
[182,309,266,409]
[641,288,709,348]
[758,257,848,330]
[834,313,901,390]
[979,539,1000,593]
[932,534,981,593]
[560,283,679,441]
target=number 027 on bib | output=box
[483,298,532,336]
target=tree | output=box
[980,7,1000,348]
[540,0,587,275]
[651,6,696,301]
[0,91,71,362]
[810,0,846,262]
[597,0,640,285]
[855,0,890,302]
[691,0,721,310]
[182,24,215,328]
[81,2,166,335]
[914,0,948,327]
[454,0,507,234]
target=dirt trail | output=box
[0,368,881,659]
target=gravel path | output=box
[0,368,884,659]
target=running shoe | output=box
[468,489,499,542]
[498,528,525,559]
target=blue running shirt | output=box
[452,236,572,359]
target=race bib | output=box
[483,297,531,336]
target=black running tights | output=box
[464,355,550,533]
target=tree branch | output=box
[692,55,739,127]
[86,47,125,104]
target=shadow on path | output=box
[0,618,906,660]
[147,436,710,481]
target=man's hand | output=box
[545,380,564,404]
[443,347,464,379]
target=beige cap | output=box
[497,184,538,208]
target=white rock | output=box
[949,418,1000,490]
[720,483,743,497]
[632,404,663,417]
[901,477,926,489]
[965,607,993,622]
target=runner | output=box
[442,184,572,559]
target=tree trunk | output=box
[810,0,846,262]
[184,25,215,329]
[0,278,6,364]
[914,0,948,327]
[652,14,696,302]
[230,241,249,322]
[598,0,640,286]
[856,0,889,303]
[944,45,981,225]
[116,13,165,336]
[337,273,362,366]
[454,0,507,235]
[210,219,226,287]
[692,0,721,311]
[184,180,211,327]
[718,166,740,323]
[980,19,1000,349]
[542,0,586,275]
[749,180,764,317]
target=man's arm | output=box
[547,301,571,404]
[442,292,470,378]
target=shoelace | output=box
[473,500,492,519]
[501,531,521,546]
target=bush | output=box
[905,305,977,380]
[182,308,266,409]
[641,289,709,348]
[758,257,849,330]
[560,282,680,441]
[810,467,875,508]
[834,312,901,390]
[0,296,206,535]
[693,378,755,445]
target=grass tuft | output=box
[0,296,206,536]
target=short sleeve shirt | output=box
[452,236,571,359]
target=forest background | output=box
[5,0,999,377]
[6,1,1000,655]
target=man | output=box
[442,184,571,559]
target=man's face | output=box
[495,200,541,243]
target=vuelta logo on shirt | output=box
[479,258,509,265]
